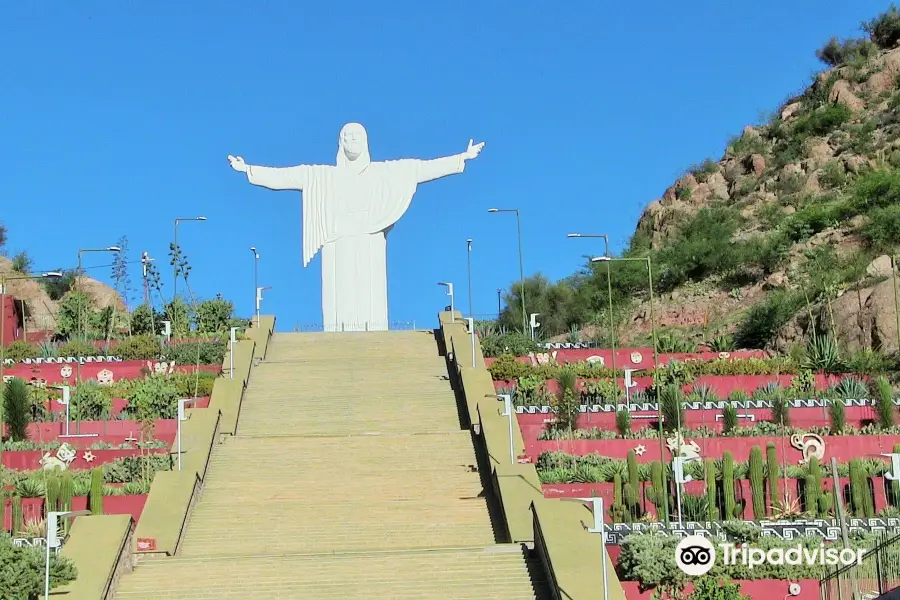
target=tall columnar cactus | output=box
[766,442,780,507]
[610,473,626,522]
[723,452,736,519]
[89,467,104,516]
[59,471,74,533]
[646,461,668,518]
[0,493,5,534]
[45,473,60,517]
[705,459,719,521]
[627,450,639,490]
[623,482,638,522]
[749,446,766,519]
[849,459,872,517]
[806,456,821,515]
[11,495,22,536]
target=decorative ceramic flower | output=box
[634,445,647,456]
[630,352,643,364]
[82,451,96,463]
[586,355,605,365]
[97,369,114,385]
[718,351,731,359]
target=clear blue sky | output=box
[1,1,892,331]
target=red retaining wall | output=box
[38,395,211,419]
[1,494,147,532]
[518,405,879,438]
[485,348,767,369]
[3,447,170,470]
[6,361,219,385]
[528,435,900,463]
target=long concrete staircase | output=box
[115,331,551,599]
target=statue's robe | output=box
[246,154,465,331]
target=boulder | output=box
[866,255,895,279]
[780,102,803,120]
[744,153,766,177]
[829,80,865,112]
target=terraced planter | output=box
[0,494,148,531]
[526,434,900,462]
[3,447,170,470]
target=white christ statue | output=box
[228,122,485,332]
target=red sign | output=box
[136,538,157,551]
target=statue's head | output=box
[339,122,368,162]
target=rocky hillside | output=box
[520,7,900,356]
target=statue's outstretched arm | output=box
[415,139,485,184]
[228,155,307,191]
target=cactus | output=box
[766,442,780,507]
[723,452,736,519]
[749,445,766,519]
[646,461,669,517]
[89,467,104,515]
[722,405,738,435]
[849,459,871,517]
[11,495,22,536]
[705,459,719,521]
[613,473,623,506]
[807,456,822,516]
[59,471,74,534]
[0,492,5,534]
[45,472,60,516]
[819,490,834,516]
[627,450,639,488]
[623,482,638,522]
[615,410,631,437]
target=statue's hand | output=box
[227,155,248,173]
[463,139,485,160]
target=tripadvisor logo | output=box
[675,535,866,576]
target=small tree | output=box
[864,5,900,50]
[111,235,132,312]
[689,577,750,600]
[0,533,76,598]
[10,251,31,274]
[3,378,30,441]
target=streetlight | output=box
[0,272,62,469]
[466,239,473,319]
[45,509,91,599]
[466,317,476,368]
[569,233,617,375]
[176,398,191,471]
[173,217,207,332]
[229,326,238,380]
[488,208,526,334]
[496,288,502,321]
[487,393,515,465]
[529,313,540,341]
[250,247,260,326]
[437,282,455,321]
[590,255,668,524]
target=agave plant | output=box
[770,494,804,520]
[832,376,869,400]
[803,334,843,373]
[707,334,736,352]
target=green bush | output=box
[72,379,112,421]
[167,340,226,365]
[3,378,30,441]
[57,339,96,358]
[793,104,853,137]
[488,354,531,380]
[864,5,900,49]
[860,204,900,250]
[172,369,217,397]
[734,290,805,349]
[116,334,162,361]
[480,332,540,358]
[127,375,179,424]
[2,341,40,362]
[816,36,878,67]
[0,534,76,598]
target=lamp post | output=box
[76,247,120,385]
[569,233,617,375]
[230,326,238,380]
[45,509,91,598]
[466,317,476,368]
[487,393,515,465]
[250,247,259,327]
[438,282,455,321]
[591,255,667,523]
[172,216,207,332]
[496,288,502,321]
[488,208,526,334]
[529,313,540,341]
[466,239,473,319]
[0,272,62,469]
[176,398,190,471]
